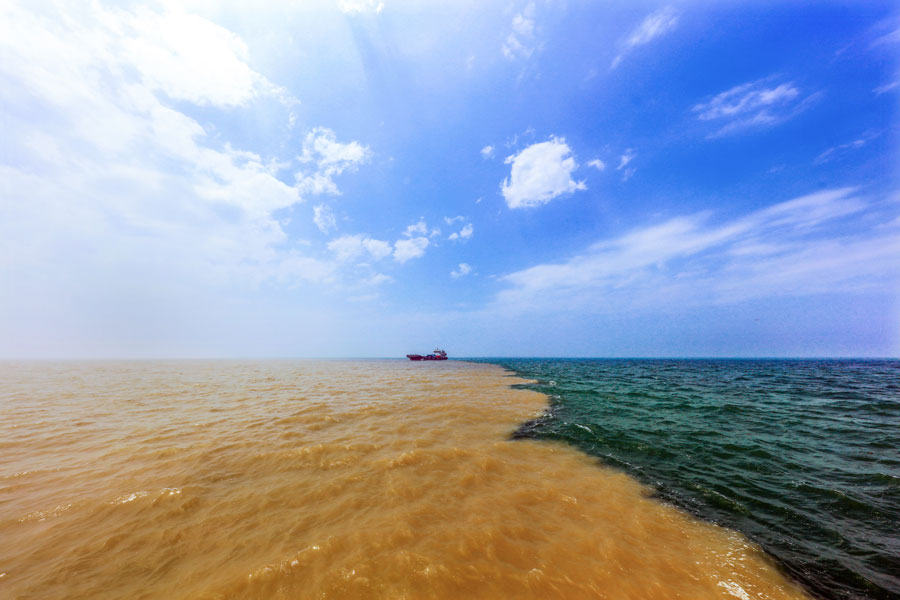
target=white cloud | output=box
[361,238,392,260]
[874,80,900,95]
[502,2,538,60]
[445,216,473,241]
[481,145,495,159]
[360,273,392,287]
[815,132,880,164]
[693,78,817,137]
[870,27,900,48]
[451,263,472,278]
[0,1,430,355]
[448,223,474,241]
[117,7,297,108]
[0,1,335,300]
[617,149,636,170]
[404,219,428,237]
[502,128,537,155]
[301,128,370,167]
[296,127,371,195]
[494,188,899,314]
[616,149,637,181]
[695,83,798,120]
[626,6,680,47]
[313,204,337,234]
[388,219,433,262]
[612,6,679,68]
[328,234,392,262]
[588,159,606,171]
[393,237,429,263]
[338,0,384,15]
[326,237,361,262]
[501,136,586,209]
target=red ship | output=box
[406,349,448,361]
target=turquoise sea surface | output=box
[479,359,900,600]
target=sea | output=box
[489,359,900,600]
[0,358,896,599]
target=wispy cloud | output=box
[617,149,636,181]
[502,2,538,60]
[393,237,429,263]
[868,23,900,95]
[617,149,636,170]
[328,219,436,267]
[338,0,384,15]
[693,78,818,137]
[444,215,473,240]
[451,263,472,278]
[501,136,586,209]
[448,223,474,241]
[695,82,799,120]
[815,131,880,164]
[873,80,899,95]
[587,158,606,171]
[612,6,679,68]
[869,26,900,48]
[403,219,428,237]
[480,145,495,159]
[494,188,900,314]
[0,0,336,301]
[296,128,371,195]
[313,204,338,234]
[0,0,432,346]
[328,234,392,262]
[391,219,432,263]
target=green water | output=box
[482,359,900,600]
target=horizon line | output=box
[1,356,897,361]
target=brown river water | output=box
[0,360,810,599]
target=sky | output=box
[1,0,898,358]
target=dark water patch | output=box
[488,358,900,600]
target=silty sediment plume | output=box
[0,360,810,599]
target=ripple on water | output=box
[495,358,900,600]
[0,360,811,599]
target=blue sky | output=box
[1,0,898,358]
